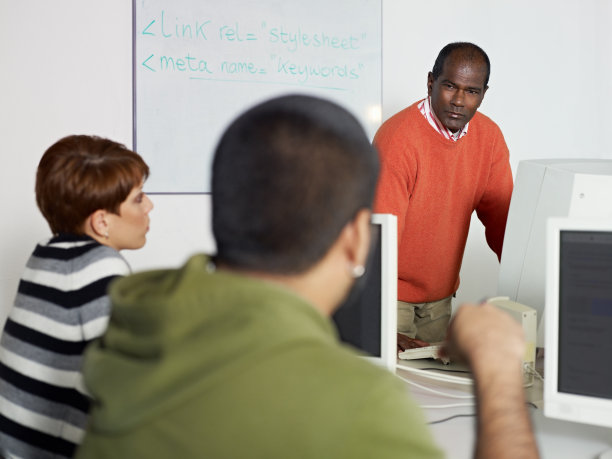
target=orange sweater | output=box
[374,101,513,303]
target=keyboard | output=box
[398,343,450,364]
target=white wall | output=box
[1,0,611,324]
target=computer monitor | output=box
[332,213,397,371]
[498,159,612,346]
[544,217,612,429]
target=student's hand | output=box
[397,333,430,353]
[439,302,525,371]
[441,302,538,459]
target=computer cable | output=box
[426,402,538,425]
[395,373,475,400]
[427,413,476,425]
[395,363,473,386]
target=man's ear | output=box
[427,72,434,96]
[481,85,489,100]
[474,85,488,111]
[86,209,109,238]
[343,209,372,270]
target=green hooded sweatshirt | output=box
[76,254,442,459]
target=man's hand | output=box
[439,302,539,459]
[438,302,525,369]
[397,333,429,353]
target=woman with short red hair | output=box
[0,135,153,458]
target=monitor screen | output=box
[544,217,612,428]
[332,213,397,371]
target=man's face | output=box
[427,53,488,132]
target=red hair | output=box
[36,135,150,235]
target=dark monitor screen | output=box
[558,230,612,399]
[332,223,383,357]
[331,214,397,371]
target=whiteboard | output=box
[134,0,382,193]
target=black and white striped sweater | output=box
[0,234,130,459]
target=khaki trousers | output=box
[397,296,452,343]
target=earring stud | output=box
[351,264,365,278]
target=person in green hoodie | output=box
[75,95,538,459]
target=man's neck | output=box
[220,263,345,318]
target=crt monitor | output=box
[498,159,612,346]
[332,213,397,371]
[544,217,612,429]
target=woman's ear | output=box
[85,209,109,239]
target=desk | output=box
[396,360,612,459]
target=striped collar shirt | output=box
[418,96,469,141]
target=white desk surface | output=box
[396,359,612,459]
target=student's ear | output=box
[353,209,372,268]
[85,209,110,239]
[342,209,371,273]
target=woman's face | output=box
[106,184,153,251]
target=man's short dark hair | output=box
[212,95,379,274]
[431,42,491,87]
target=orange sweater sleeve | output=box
[372,109,416,244]
[475,124,513,260]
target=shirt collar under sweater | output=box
[418,97,469,141]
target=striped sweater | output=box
[0,234,130,459]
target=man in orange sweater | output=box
[374,42,513,350]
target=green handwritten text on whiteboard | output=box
[134,0,381,192]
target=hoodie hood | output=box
[83,254,336,433]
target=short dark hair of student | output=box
[432,42,491,87]
[212,95,379,275]
[36,135,150,235]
